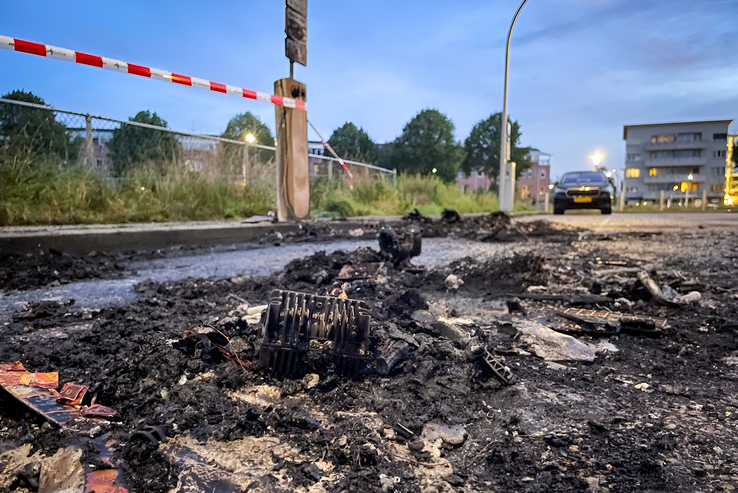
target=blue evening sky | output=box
[1,0,737,178]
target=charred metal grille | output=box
[258,290,371,377]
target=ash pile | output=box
[1,213,738,492]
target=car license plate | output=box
[574,196,592,203]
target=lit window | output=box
[648,168,657,176]
[626,168,640,178]
[711,184,723,192]
[714,150,726,158]
[680,182,698,192]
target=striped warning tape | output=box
[0,35,306,111]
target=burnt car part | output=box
[378,226,422,266]
[555,307,667,335]
[465,340,514,385]
[258,290,371,377]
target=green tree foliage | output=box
[220,112,274,167]
[0,90,78,160]
[462,112,530,182]
[107,111,181,176]
[326,122,378,163]
[389,109,466,183]
[221,112,274,146]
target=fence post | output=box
[702,189,707,211]
[327,159,333,180]
[242,143,250,185]
[393,169,397,187]
[83,114,94,168]
[544,191,549,213]
[659,190,664,211]
[618,180,625,212]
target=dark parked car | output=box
[552,171,614,215]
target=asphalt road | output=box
[521,211,738,232]
[2,212,735,322]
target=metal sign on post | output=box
[285,0,307,67]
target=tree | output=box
[220,112,274,167]
[107,111,181,176]
[326,122,378,164]
[462,112,531,182]
[0,90,77,160]
[389,109,466,183]
[221,112,273,146]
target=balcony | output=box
[643,173,705,184]
[644,140,708,151]
[644,157,707,167]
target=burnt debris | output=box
[258,289,371,377]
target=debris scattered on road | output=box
[258,289,371,377]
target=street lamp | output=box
[244,133,256,144]
[590,152,603,168]
[499,0,529,212]
[686,173,694,207]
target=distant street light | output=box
[499,0,529,212]
[590,152,603,167]
[432,168,437,174]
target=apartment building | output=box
[622,120,732,204]
[517,149,551,203]
[457,149,551,195]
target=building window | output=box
[648,168,657,176]
[712,166,726,176]
[651,134,675,144]
[626,168,640,178]
[539,170,546,179]
[714,150,726,158]
[714,133,728,141]
[96,159,102,167]
[626,153,640,161]
[680,182,698,192]
[711,184,723,192]
[649,150,701,159]
[539,187,545,196]
[626,186,638,193]
[676,133,701,142]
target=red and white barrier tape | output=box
[0,35,306,111]
[307,120,354,190]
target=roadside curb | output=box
[0,211,545,255]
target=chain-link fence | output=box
[0,97,279,187]
[0,97,394,186]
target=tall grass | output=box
[0,149,534,225]
[0,151,275,225]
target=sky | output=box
[1,0,738,179]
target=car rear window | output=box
[560,172,607,185]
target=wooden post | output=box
[702,189,707,211]
[659,190,664,211]
[274,78,308,221]
[618,179,625,211]
[544,191,550,213]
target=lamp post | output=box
[499,0,529,212]
[686,172,694,207]
[243,133,256,184]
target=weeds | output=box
[1,150,535,225]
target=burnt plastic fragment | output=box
[258,290,371,377]
[378,226,422,266]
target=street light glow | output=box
[590,152,603,166]
[688,173,694,180]
[432,168,437,174]
[244,133,256,144]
